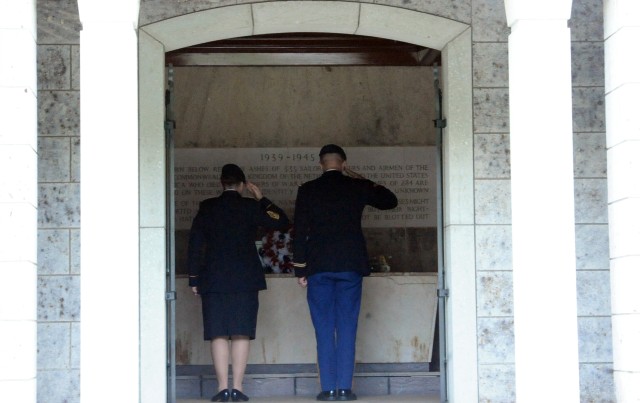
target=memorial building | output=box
[1,0,639,402]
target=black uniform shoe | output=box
[316,390,337,401]
[337,389,357,401]
[211,389,230,402]
[231,389,249,402]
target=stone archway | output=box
[137,3,475,401]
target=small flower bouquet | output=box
[259,225,295,274]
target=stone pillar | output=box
[505,1,580,402]
[77,1,141,401]
[0,1,38,402]
[603,1,640,401]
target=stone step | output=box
[176,364,439,399]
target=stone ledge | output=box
[176,364,439,398]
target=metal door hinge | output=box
[433,118,447,129]
[437,288,449,298]
[166,291,177,301]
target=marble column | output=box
[77,1,141,401]
[0,1,38,402]
[603,1,640,401]
[505,1,580,402]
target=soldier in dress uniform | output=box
[292,145,398,401]
[188,163,289,402]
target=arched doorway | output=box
[138,3,475,402]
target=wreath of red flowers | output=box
[259,224,294,274]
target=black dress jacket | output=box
[188,191,289,293]
[292,170,398,278]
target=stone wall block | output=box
[575,224,609,270]
[38,91,80,137]
[475,225,512,271]
[38,137,70,182]
[36,0,80,45]
[139,0,472,27]
[70,322,80,369]
[573,87,606,133]
[572,42,604,87]
[577,270,612,317]
[38,229,69,275]
[473,88,509,133]
[139,0,236,26]
[471,0,509,42]
[574,178,608,224]
[574,132,606,178]
[70,137,80,182]
[294,377,320,397]
[235,377,294,398]
[474,179,511,224]
[579,363,615,403]
[477,272,513,316]
[71,45,80,91]
[37,369,80,403]
[389,376,439,395]
[38,183,80,228]
[473,42,508,88]
[70,229,80,274]
[371,0,472,23]
[478,364,515,403]
[37,322,70,369]
[570,0,604,42]
[353,376,388,396]
[474,133,510,179]
[477,317,515,363]
[578,316,613,363]
[37,275,80,321]
[37,45,70,90]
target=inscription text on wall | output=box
[174,147,436,230]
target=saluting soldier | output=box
[188,163,289,402]
[292,145,398,402]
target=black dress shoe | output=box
[316,390,337,401]
[337,389,357,401]
[231,389,249,402]
[211,389,230,402]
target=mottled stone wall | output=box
[138,0,473,26]
[471,0,613,401]
[470,1,515,400]
[569,1,613,402]
[36,1,81,402]
[31,0,613,402]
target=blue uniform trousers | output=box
[307,271,363,391]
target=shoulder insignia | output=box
[267,211,280,220]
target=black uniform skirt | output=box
[201,291,259,340]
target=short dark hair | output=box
[319,144,347,161]
[220,164,246,187]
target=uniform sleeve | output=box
[187,204,207,288]
[292,186,310,277]
[255,197,289,230]
[366,180,398,210]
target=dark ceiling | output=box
[165,33,440,67]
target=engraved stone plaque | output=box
[174,147,437,229]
